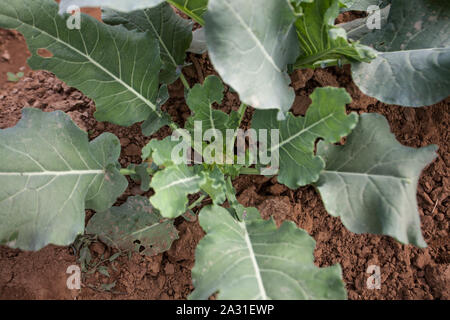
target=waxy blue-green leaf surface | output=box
[103,2,193,84]
[316,113,438,247]
[0,109,127,251]
[59,0,165,13]
[352,0,450,107]
[190,205,347,300]
[0,0,162,126]
[205,0,299,113]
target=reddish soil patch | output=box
[0,14,448,300]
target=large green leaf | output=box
[252,87,358,189]
[190,205,346,300]
[352,0,450,107]
[103,2,193,84]
[150,165,201,218]
[339,5,391,41]
[0,0,162,127]
[167,0,208,25]
[185,75,239,135]
[86,196,178,256]
[294,0,376,69]
[315,113,438,247]
[59,0,165,13]
[204,0,299,113]
[0,109,127,251]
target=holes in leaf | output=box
[37,48,53,58]
[133,240,146,253]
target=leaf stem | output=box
[166,0,205,26]
[237,103,247,124]
[188,194,207,210]
[119,168,154,176]
[239,167,260,175]
[179,72,191,91]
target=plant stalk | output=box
[188,194,207,210]
[239,167,260,175]
[179,72,191,91]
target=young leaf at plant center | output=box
[196,166,226,205]
[294,0,376,69]
[205,0,299,113]
[143,137,203,218]
[150,165,201,218]
[141,85,171,137]
[126,163,151,192]
[0,109,127,251]
[58,0,165,14]
[0,0,162,127]
[86,196,179,256]
[190,205,347,300]
[142,136,181,167]
[352,0,450,107]
[315,113,438,247]
[167,0,208,26]
[252,87,358,189]
[185,75,239,135]
[103,2,193,84]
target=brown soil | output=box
[0,13,449,300]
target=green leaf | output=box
[97,266,110,277]
[100,281,116,291]
[127,163,151,191]
[59,0,165,13]
[141,85,171,136]
[339,5,391,41]
[294,0,376,69]
[167,0,208,26]
[197,166,226,205]
[252,87,358,189]
[0,0,162,127]
[204,0,299,113]
[150,165,201,218]
[315,113,438,247]
[340,0,390,11]
[189,28,207,54]
[352,0,450,107]
[0,109,127,251]
[190,205,347,300]
[142,136,180,166]
[6,71,24,82]
[86,196,179,255]
[103,2,193,84]
[185,75,239,135]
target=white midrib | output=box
[270,113,334,152]
[222,1,281,73]
[159,176,200,191]
[323,170,411,182]
[241,222,268,300]
[0,170,104,176]
[6,14,158,112]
